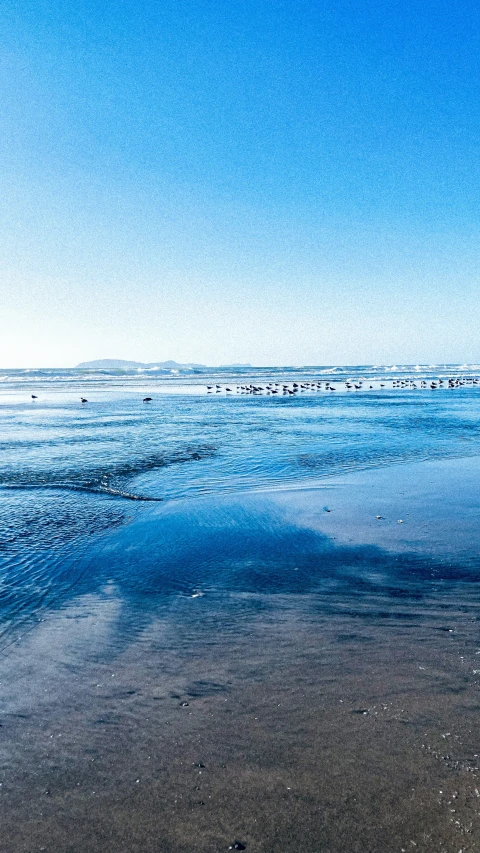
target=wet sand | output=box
[2,457,480,853]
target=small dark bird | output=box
[81,398,88,403]
[31,394,37,399]
[143,397,152,402]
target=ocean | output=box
[2,364,480,852]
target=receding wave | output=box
[0,445,217,502]
[0,482,163,501]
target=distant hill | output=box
[76,359,207,369]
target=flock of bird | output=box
[204,375,480,395]
[28,375,480,403]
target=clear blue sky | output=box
[1,0,479,367]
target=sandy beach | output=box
[2,456,480,852]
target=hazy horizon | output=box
[3,358,480,372]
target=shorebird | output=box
[143,397,152,402]
[80,398,88,403]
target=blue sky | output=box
[1,0,479,366]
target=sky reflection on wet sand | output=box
[3,457,480,851]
